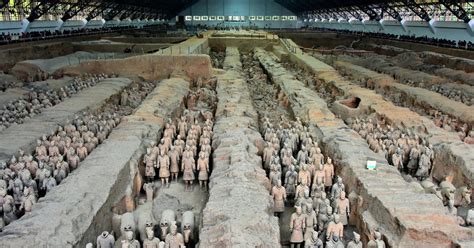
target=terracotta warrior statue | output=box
[168,146,180,182]
[144,148,156,182]
[304,230,323,248]
[197,152,209,190]
[323,157,334,192]
[326,214,344,241]
[143,226,160,248]
[311,176,324,198]
[164,224,184,248]
[374,230,386,248]
[121,226,140,248]
[96,231,115,248]
[335,191,350,226]
[19,187,36,213]
[415,153,431,181]
[295,181,309,203]
[178,116,187,137]
[182,152,195,191]
[391,148,403,171]
[42,170,57,193]
[298,164,311,186]
[330,176,345,201]
[76,142,88,160]
[263,142,275,170]
[143,183,154,202]
[347,232,362,248]
[285,165,298,199]
[325,234,344,248]
[271,179,287,216]
[289,206,306,248]
[156,149,170,188]
[303,204,318,241]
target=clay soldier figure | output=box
[298,164,311,187]
[178,116,187,138]
[22,172,38,198]
[335,191,350,226]
[197,152,210,190]
[121,90,129,106]
[323,158,334,193]
[167,118,176,137]
[415,153,431,181]
[282,152,294,171]
[122,225,140,248]
[271,180,287,216]
[35,161,48,191]
[18,149,27,163]
[67,150,80,171]
[374,230,386,248]
[304,230,323,248]
[347,232,362,248]
[12,178,24,205]
[41,134,50,148]
[391,148,403,171]
[407,144,421,175]
[263,142,275,170]
[169,146,180,182]
[295,181,309,203]
[312,161,325,184]
[97,231,115,248]
[296,189,313,214]
[158,139,168,156]
[165,224,184,248]
[285,165,298,199]
[182,152,195,192]
[182,145,193,162]
[289,206,306,248]
[143,227,160,248]
[19,187,36,213]
[41,170,57,193]
[191,119,201,137]
[143,183,154,202]
[48,141,60,157]
[0,186,16,225]
[77,142,88,160]
[281,143,292,159]
[9,156,19,172]
[25,155,38,176]
[53,160,67,184]
[325,234,344,248]
[303,203,318,240]
[173,136,184,157]
[156,149,170,188]
[311,176,325,198]
[143,148,156,182]
[307,158,317,178]
[330,176,345,201]
[35,139,47,161]
[326,214,344,241]
[149,141,159,158]
[269,163,282,187]
[367,118,374,132]
[201,139,212,156]
[297,146,309,165]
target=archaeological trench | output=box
[0,30,473,248]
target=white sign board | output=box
[367,160,376,170]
